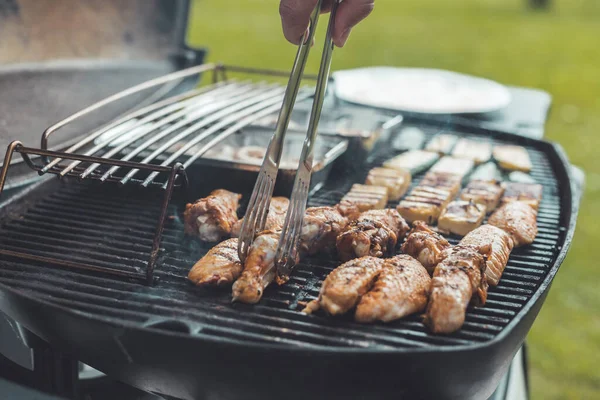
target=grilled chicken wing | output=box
[488,201,538,247]
[299,205,351,256]
[460,225,514,286]
[184,189,241,242]
[424,245,488,334]
[302,256,384,316]
[188,238,242,287]
[355,255,431,323]
[335,200,361,221]
[401,221,451,274]
[231,230,281,304]
[336,209,410,262]
[231,197,289,237]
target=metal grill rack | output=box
[0,124,565,348]
[0,64,319,283]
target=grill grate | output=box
[0,126,563,349]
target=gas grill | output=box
[0,1,584,400]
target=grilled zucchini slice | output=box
[438,201,486,236]
[342,184,389,211]
[493,145,532,172]
[365,167,411,201]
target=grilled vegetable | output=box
[501,182,543,210]
[430,156,474,180]
[460,180,504,212]
[438,200,486,236]
[341,184,389,211]
[419,171,463,198]
[425,134,458,155]
[469,161,503,182]
[451,138,492,164]
[396,171,461,224]
[460,225,514,286]
[488,201,538,247]
[365,167,411,201]
[508,171,537,184]
[397,187,453,224]
[355,255,431,323]
[493,145,532,172]
[392,127,426,151]
[383,150,439,175]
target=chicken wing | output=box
[424,245,488,334]
[460,225,514,286]
[302,256,384,316]
[231,197,289,237]
[401,221,451,274]
[231,230,281,304]
[355,255,431,323]
[299,205,351,256]
[488,201,538,247]
[188,238,242,287]
[335,200,361,221]
[184,189,241,242]
[336,209,410,262]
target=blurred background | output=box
[187,1,598,399]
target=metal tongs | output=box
[238,0,340,282]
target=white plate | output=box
[332,67,511,114]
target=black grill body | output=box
[0,120,582,400]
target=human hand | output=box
[279,0,374,47]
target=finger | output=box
[332,0,375,47]
[279,0,320,45]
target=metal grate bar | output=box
[78,82,275,179]
[66,82,259,178]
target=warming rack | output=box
[0,63,319,284]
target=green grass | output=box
[187,1,600,398]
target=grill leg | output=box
[31,341,79,399]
